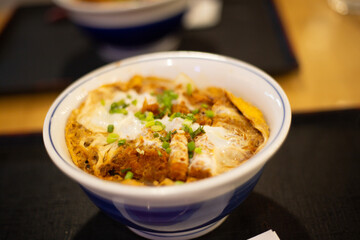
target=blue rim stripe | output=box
[49,55,286,168]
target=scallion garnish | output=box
[118,139,126,146]
[185,113,195,121]
[107,133,119,144]
[120,168,132,173]
[187,141,195,152]
[145,112,154,122]
[109,99,129,114]
[162,141,170,149]
[107,124,114,133]
[156,90,178,115]
[205,110,214,118]
[160,131,173,142]
[186,83,193,96]
[145,120,155,127]
[191,109,199,114]
[182,124,194,135]
[194,147,202,154]
[135,111,146,120]
[169,112,182,121]
[151,125,163,132]
[201,103,209,109]
[191,125,205,139]
[124,171,133,180]
[183,119,193,126]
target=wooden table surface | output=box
[1,0,360,135]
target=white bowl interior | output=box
[44,51,290,204]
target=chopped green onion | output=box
[160,131,173,142]
[157,150,163,157]
[186,113,195,120]
[187,141,195,152]
[155,120,163,126]
[191,126,205,139]
[145,120,155,127]
[107,124,114,133]
[183,124,193,135]
[124,171,133,180]
[120,168,132,173]
[162,141,170,149]
[183,119,193,126]
[205,110,214,118]
[118,99,125,105]
[131,99,137,106]
[151,125,163,132]
[153,132,159,138]
[109,99,130,114]
[165,148,171,154]
[135,111,146,120]
[170,112,183,121]
[201,103,209,109]
[100,99,106,106]
[145,111,154,121]
[127,94,132,99]
[107,133,119,144]
[194,147,202,154]
[191,109,199,114]
[175,181,184,185]
[156,90,179,115]
[110,108,128,115]
[186,83,193,96]
[118,139,126,146]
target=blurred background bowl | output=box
[53,0,188,59]
[43,51,291,240]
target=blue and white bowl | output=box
[53,0,187,46]
[43,51,291,240]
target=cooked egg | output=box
[77,88,156,140]
[66,75,268,184]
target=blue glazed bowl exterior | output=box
[82,169,263,236]
[54,0,188,47]
[76,11,185,46]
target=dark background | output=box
[1,0,359,239]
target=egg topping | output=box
[65,74,269,186]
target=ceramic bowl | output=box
[53,0,187,47]
[43,51,291,239]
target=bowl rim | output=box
[43,51,291,202]
[53,0,182,14]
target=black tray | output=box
[0,0,297,94]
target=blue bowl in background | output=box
[53,0,187,58]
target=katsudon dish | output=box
[65,74,269,186]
